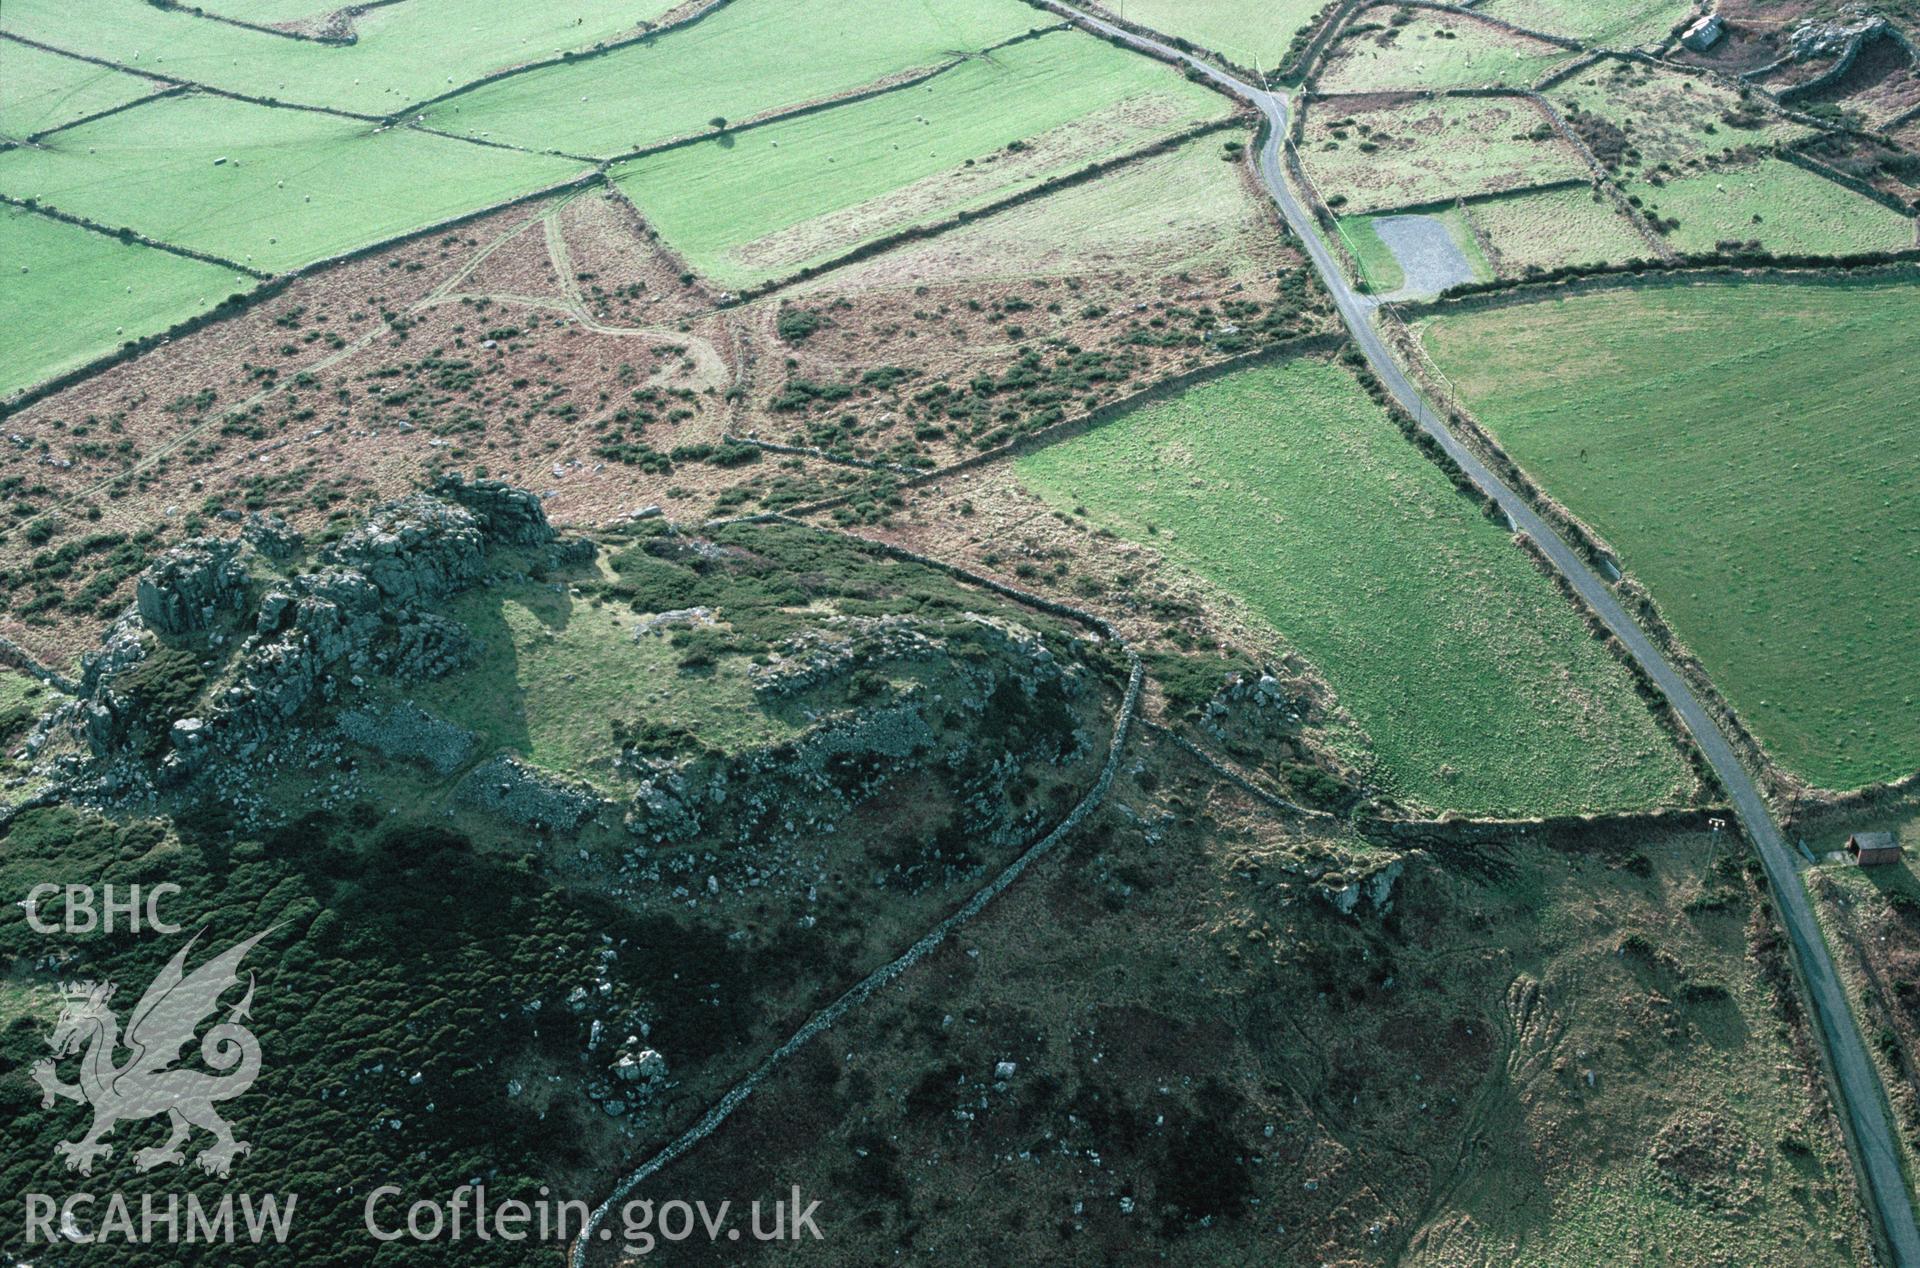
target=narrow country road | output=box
[1043,3,1920,1260]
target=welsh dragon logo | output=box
[32,929,270,1178]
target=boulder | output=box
[256,591,295,634]
[613,1047,668,1084]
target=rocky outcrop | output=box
[380,610,476,679]
[242,511,302,562]
[595,1037,670,1118]
[77,614,150,698]
[432,474,558,549]
[750,613,1057,700]
[40,479,571,809]
[135,539,249,636]
[1319,856,1406,918]
[1764,14,1920,101]
[315,478,563,606]
[33,482,1109,877]
[1195,668,1311,739]
[622,697,942,845]
[750,614,953,698]
[1790,13,1890,61]
[42,614,164,760]
[323,493,490,603]
[611,1044,668,1086]
[621,619,1092,859]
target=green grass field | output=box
[405,579,798,788]
[612,31,1227,287]
[188,0,378,21]
[0,205,252,398]
[1548,60,1811,180]
[1634,159,1916,257]
[803,130,1276,291]
[422,0,1042,158]
[0,39,162,140]
[1477,0,1692,47]
[1094,0,1324,70]
[1316,12,1574,93]
[1420,279,1920,787]
[1465,182,1654,275]
[1339,213,1409,292]
[1303,96,1586,214]
[1017,358,1688,815]
[0,0,684,116]
[0,667,46,720]
[0,93,584,272]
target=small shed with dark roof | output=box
[1846,832,1902,866]
[1681,14,1724,51]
